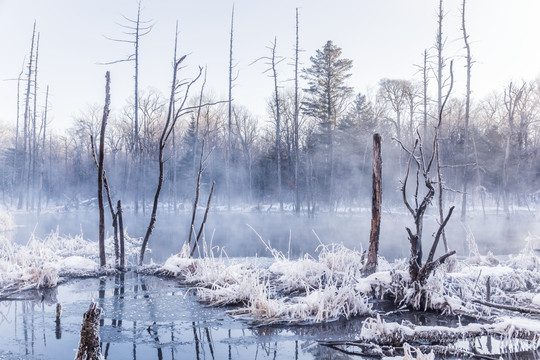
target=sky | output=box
[1,0,540,132]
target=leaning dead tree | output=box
[139,25,225,266]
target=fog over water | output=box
[10,207,539,264]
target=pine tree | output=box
[302,40,353,211]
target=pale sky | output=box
[1,0,540,131]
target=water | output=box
[9,208,540,264]
[1,273,539,360]
[0,273,367,360]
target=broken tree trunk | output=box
[117,200,125,270]
[364,133,382,275]
[75,301,104,360]
[97,71,111,268]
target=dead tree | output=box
[252,38,286,211]
[37,85,49,215]
[97,72,111,268]
[117,200,125,270]
[364,133,382,275]
[187,140,212,248]
[397,62,455,284]
[19,21,37,210]
[138,25,225,266]
[398,136,456,284]
[75,301,104,360]
[293,8,301,215]
[435,61,454,253]
[91,136,121,269]
[191,181,215,257]
[226,5,235,211]
[460,0,472,221]
[101,0,153,214]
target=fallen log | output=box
[473,299,540,315]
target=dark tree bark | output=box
[460,0,472,222]
[75,301,104,360]
[138,24,223,265]
[117,200,125,270]
[188,141,205,247]
[191,181,215,257]
[365,133,382,275]
[226,5,235,211]
[293,8,301,215]
[270,38,283,212]
[98,72,111,268]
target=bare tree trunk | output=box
[117,200,125,270]
[502,136,511,218]
[191,182,215,257]
[436,0,444,135]
[460,0,472,222]
[188,141,205,247]
[294,8,301,215]
[422,49,428,141]
[226,5,234,211]
[19,21,36,210]
[30,33,40,211]
[98,72,111,268]
[365,133,382,275]
[270,38,283,212]
[37,85,48,215]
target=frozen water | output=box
[0,272,373,359]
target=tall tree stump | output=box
[364,133,382,275]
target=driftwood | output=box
[75,301,104,360]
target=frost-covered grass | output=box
[158,231,540,327]
[159,240,374,324]
[0,209,15,232]
[0,229,143,295]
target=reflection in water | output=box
[0,274,539,359]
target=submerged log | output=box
[75,301,104,360]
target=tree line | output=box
[1,3,539,219]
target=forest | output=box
[0,1,540,359]
[0,4,538,219]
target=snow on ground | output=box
[0,229,143,296]
[158,233,540,326]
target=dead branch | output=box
[473,299,540,315]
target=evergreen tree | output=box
[301,40,353,210]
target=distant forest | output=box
[1,5,539,219]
